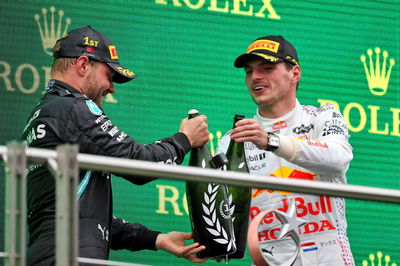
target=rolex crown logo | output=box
[34,6,71,56]
[360,47,395,96]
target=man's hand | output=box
[155,232,207,263]
[179,115,209,148]
[230,118,269,150]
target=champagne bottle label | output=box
[186,110,236,258]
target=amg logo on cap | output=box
[108,46,118,59]
[246,40,280,54]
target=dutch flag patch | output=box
[301,242,318,252]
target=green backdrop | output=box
[0,0,398,265]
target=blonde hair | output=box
[51,58,76,75]
[51,41,97,76]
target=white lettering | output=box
[116,132,127,142]
[26,124,46,145]
[95,115,106,124]
[36,124,46,139]
[108,126,119,137]
[100,120,112,131]
[26,127,37,145]
[23,109,41,132]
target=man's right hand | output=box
[179,115,209,148]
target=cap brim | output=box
[107,62,137,84]
[234,53,283,68]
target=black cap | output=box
[53,26,136,84]
[234,35,299,68]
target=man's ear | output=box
[291,65,301,83]
[75,56,91,77]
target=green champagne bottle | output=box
[186,109,236,258]
[224,114,252,259]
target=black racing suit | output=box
[21,80,192,265]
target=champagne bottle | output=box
[224,114,252,259]
[186,109,236,258]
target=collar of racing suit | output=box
[255,99,301,128]
[46,79,89,99]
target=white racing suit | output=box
[217,100,355,266]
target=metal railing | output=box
[1,143,400,265]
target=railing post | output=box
[55,144,79,266]
[4,142,27,266]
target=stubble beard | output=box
[85,72,104,108]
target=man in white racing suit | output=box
[217,35,355,265]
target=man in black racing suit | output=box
[21,26,209,265]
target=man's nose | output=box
[251,69,263,80]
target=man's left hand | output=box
[155,232,208,263]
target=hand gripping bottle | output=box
[224,114,252,260]
[185,109,236,258]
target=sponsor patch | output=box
[245,142,258,151]
[109,45,118,59]
[307,140,328,148]
[251,167,317,197]
[322,125,345,136]
[272,120,288,130]
[293,124,314,134]
[246,40,280,53]
[247,152,266,162]
[115,66,135,77]
[322,119,347,136]
[249,163,267,171]
[86,100,102,116]
[258,53,279,62]
[320,104,336,111]
[303,105,318,117]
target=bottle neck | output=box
[228,115,245,155]
[227,139,244,156]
